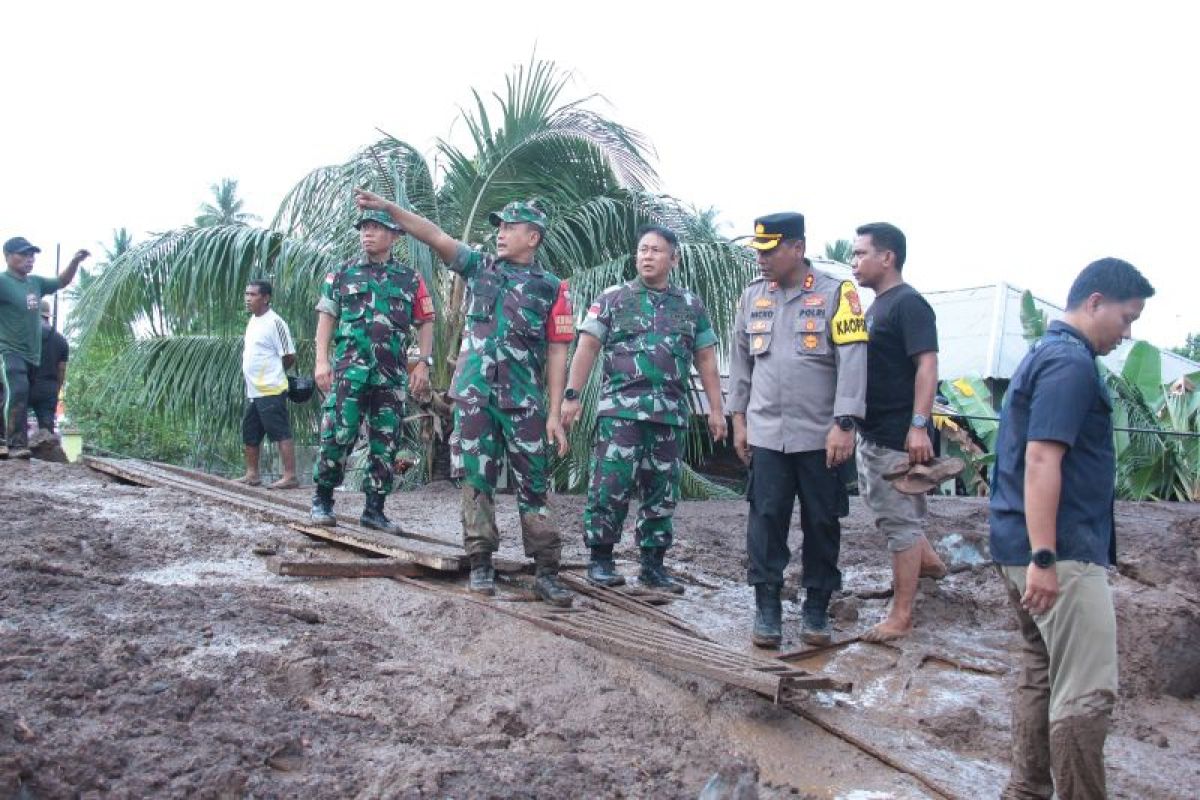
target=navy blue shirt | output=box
[989,321,1117,567]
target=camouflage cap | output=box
[354,209,404,233]
[488,200,548,230]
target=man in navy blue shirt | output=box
[989,258,1154,800]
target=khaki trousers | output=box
[999,561,1118,800]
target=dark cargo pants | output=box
[745,445,845,591]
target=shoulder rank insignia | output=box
[831,281,869,345]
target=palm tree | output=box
[72,57,754,494]
[195,178,261,227]
[824,239,853,265]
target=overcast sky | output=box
[3,1,1195,348]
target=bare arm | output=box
[560,333,601,431]
[314,311,336,393]
[694,345,727,442]
[544,341,570,456]
[354,189,459,265]
[56,250,90,289]
[57,362,67,388]
[905,351,938,463]
[1022,440,1067,614]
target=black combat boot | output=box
[533,563,574,608]
[752,583,783,648]
[586,544,626,588]
[360,493,403,535]
[638,547,685,594]
[468,553,496,596]
[801,588,833,645]
[310,485,336,526]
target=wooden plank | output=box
[266,557,429,578]
[84,457,467,573]
[288,523,463,572]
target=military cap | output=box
[744,212,805,251]
[3,236,41,255]
[354,209,404,233]
[488,200,548,230]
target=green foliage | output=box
[69,57,751,498]
[1018,289,1047,343]
[824,239,853,265]
[196,178,261,227]
[1171,332,1200,361]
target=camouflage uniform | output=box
[313,249,434,495]
[579,279,718,549]
[447,236,573,563]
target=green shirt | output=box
[579,279,718,428]
[0,271,59,365]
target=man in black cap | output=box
[0,237,87,459]
[728,213,869,648]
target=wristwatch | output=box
[564,388,579,402]
[911,413,929,429]
[835,416,855,432]
[417,355,433,368]
[1031,549,1057,569]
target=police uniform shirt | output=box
[727,266,868,452]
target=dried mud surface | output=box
[1,459,1197,799]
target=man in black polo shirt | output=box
[990,258,1154,800]
[850,223,947,642]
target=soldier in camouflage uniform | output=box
[310,209,436,533]
[562,225,726,592]
[351,188,576,607]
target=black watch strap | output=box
[564,388,579,401]
[835,416,855,431]
[1031,549,1057,569]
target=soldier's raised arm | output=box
[354,188,460,266]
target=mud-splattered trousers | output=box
[313,257,434,495]
[445,244,574,566]
[999,561,1118,800]
[583,417,682,550]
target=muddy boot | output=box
[468,553,496,596]
[360,493,403,536]
[801,589,833,645]
[310,485,336,526]
[586,544,626,588]
[534,571,574,607]
[752,583,783,648]
[638,547,684,594]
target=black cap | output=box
[3,236,41,256]
[743,213,805,251]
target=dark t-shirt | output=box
[859,283,939,451]
[36,323,70,384]
[988,321,1117,567]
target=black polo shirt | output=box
[989,321,1116,567]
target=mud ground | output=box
[1,458,1197,799]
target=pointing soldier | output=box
[728,212,868,648]
[352,188,576,608]
[310,209,436,533]
[561,224,727,592]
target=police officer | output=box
[310,209,435,533]
[561,224,727,592]
[728,212,868,648]
[351,188,576,608]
